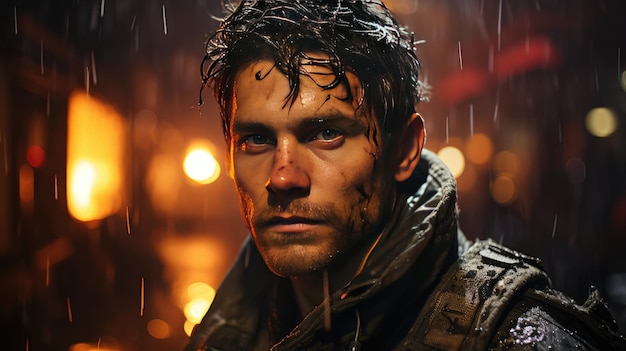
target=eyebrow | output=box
[232,114,367,135]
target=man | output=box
[185,1,626,350]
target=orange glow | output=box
[69,342,118,351]
[466,133,493,165]
[492,151,519,176]
[184,297,212,324]
[26,145,46,168]
[183,140,220,185]
[19,164,34,211]
[437,146,465,178]
[66,91,126,222]
[147,319,171,339]
[491,174,517,205]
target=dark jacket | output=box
[184,150,626,350]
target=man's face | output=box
[229,56,396,278]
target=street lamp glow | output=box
[183,148,220,184]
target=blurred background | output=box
[0,0,625,350]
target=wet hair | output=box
[201,0,427,148]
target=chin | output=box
[261,246,334,278]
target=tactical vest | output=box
[396,239,625,351]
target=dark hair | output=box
[201,0,426,148]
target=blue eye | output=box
[247,135,271,145]
[238,134,274,152]
[314,129,342,141]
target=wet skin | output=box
[229,57,398,280]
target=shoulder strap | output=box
[397,239,551,351]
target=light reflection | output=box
[147,319,171,339]
[183,148,220,185]
[491,174,517,205]
[66,90,126,222]
[184,297,211,324]
[585,107,618,137]
[437,146,465,178]
[69,342,118,351]
[466,133,493,165]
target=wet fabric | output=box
[183,150,626,351]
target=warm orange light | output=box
[466,133,493,165]
[147,319,171,339]
[184,297,212,324]
[491,174,517,205]
[67,91,126,222]
[69,342,118,351]
[183,141,220,185]
[437,146,465,178]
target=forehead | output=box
[231,57,366,123]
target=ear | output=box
[395,113,425,182]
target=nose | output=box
[265,140,310,202]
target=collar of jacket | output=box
[185,149,467,351]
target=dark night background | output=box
[1,1,625,350]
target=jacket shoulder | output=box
[489,287,626,350]
[398,239,626,350]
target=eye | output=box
[238,134,274,153]
[309,128,345,149]
[312,128,343,141]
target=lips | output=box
[263,215,324,233]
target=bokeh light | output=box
[184,297,212,325]
[66,91,126,222]
[490,174,518,205]
[437,146,466,178]
[183,148,220,185]
[147,319,171,339]
[465,133,494,165]
[492,151,520,176]
[585,107,618,137]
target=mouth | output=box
[263,215,324,233]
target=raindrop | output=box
[126,206,131,235]
[67,296,73,323]
[84,66,90,94]
[493,91,499,123]
[13,6,17,34]
[134,24,140,52]
[90,51,98,85]
[130,15,136,31]
[140,277,145,316]
[100,0,105,18]
[458,41,463,71]
[162,5,168,35]
[54,174,58,200]
[497,0,502,51]
[552,214,558,238]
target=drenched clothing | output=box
[184,150,626,350]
